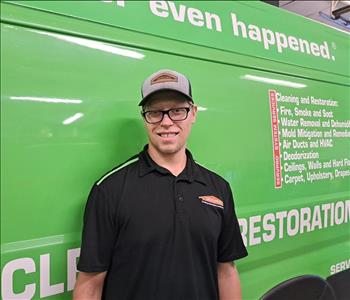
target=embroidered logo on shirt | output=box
[199,195,224,209]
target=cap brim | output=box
[138,88,193,106]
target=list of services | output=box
[269,90,350,188]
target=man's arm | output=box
[73,271,107,300]
[217,262,242,300]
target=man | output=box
[73,69,248,300]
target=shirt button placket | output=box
[174,178,184,213]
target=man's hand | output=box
[73,271,107,300]
[217,262,242,300]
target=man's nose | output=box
[160,113,174,126]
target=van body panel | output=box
[6,0,349,77]
[1,1,349,299]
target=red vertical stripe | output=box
[269,90,282,188]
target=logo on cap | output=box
[151,72,178,85]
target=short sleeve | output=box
[217,183,248,262]
[77,184,117,272]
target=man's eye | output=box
[172,108,185,114]
[148,111,161,117]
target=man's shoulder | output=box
[194,160,230,188]
[95,153,140,187]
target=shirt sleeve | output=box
[77,183,118,272]
[217,182,248,262]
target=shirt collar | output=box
[138,145,208,185]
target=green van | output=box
[1,1,349,299]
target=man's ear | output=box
[191,105,198,123]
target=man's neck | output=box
[147,146,187,176]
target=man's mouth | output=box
[157,133,179,138]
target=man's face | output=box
[142,91,197,156]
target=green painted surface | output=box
[7,0,350,77]
[1,1,349,299]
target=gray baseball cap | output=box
[139,69,193,106]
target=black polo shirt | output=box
[78,146,248,300]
